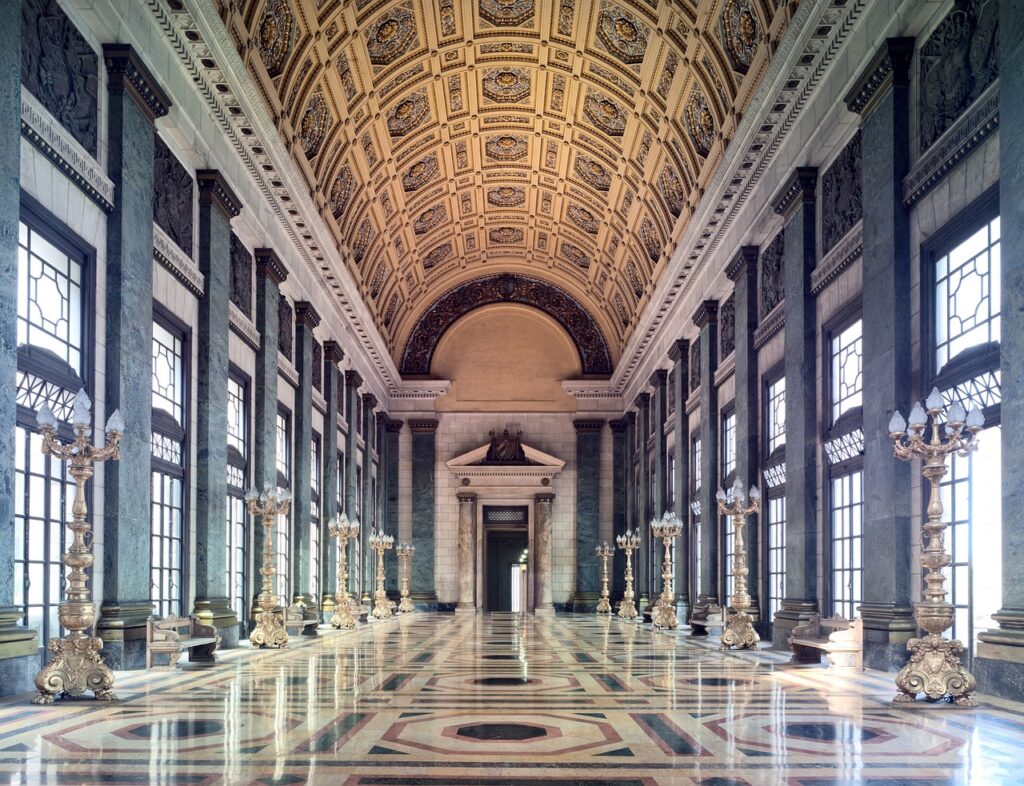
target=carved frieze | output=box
[573,155,611,191]
[487,185,526,207]
[278,294,293,360]
[153,135,194,257]
[583,90,626,136]
[447,74,464,112]
[720,0,760,75]
[414,205,446,234]
[486,134,527,161]
[567,204,599,234]
[684,86,715,158]
[329,165,354,220]
[479,0,534,27]
[423,242,453,269]
[403,154,439,191]
[719,293,735,358]
[365,5,418,67]
[759,229,784,320]
[256,0,294,78]
[595,3,649,66]
[557,0,575,36]
[482,68,531,103]
[439,0,457,35]
[820,131,862,256]
[21,0,98,156]
[300,91,331,159]
[387,90,429,137]
[229,232,253,319]
[336,52,357,101]
[919,0,998,152]
[560,242,590,269]
[656,52,678,100]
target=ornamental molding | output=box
[20,87,114,213]
[752,302,785,349]
[811,220,863,296]
[446,441,566,486]
[390,381,452,400]
[153,223,204,297]
[278,354,299,388]
[228,302,261,351]
[713,352,735,388]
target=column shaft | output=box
[533,493,555,615]
[668,340,690,621]
[634,394,651,607]
[383,416,401,593]
[319,341,344,615]
[610,420,628,603]
[695,301,720,609]
[650,372,668,610]
[572,420,603,611]
[456,492,477,613]
[409,420,438,607]
[343,371,361,597]
[361,393,377,596]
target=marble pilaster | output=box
[650,371,668,613]
[533,493,555,616]
[409,420,438,608]
[456,492,477,614]
[668,339,691,622]
[319,341,344,616]
[773,167,820,647]
[192,170,242,648]
[361,393,377,597]
[343,371,361,597]
[634,393,651,609]
[97,46,171,669]
[383,416,402,594]
[694,300,720,610]
[572,420,603,611]
[292,302,320,631]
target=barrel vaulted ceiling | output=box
[220,0,789,375]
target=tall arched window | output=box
[762,372,786,623]
[226,371,249,633]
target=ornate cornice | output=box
[102,44,171,122]
[811,221,863,295]
[573,419,605,433]
[726,245,759,282]
[361,392,378,411]
[345,369,364,389]
[843,37,915,115]
[752,302,785,349]
[323,340,345,365]
[384,416,404,434]
[609,418,629,433]
[534,492,556,503]
[255,248,288,286]
[294,301,322,329]
[408,419,439,433]
[196,169,242,220]
[649,368,668,389]
[634,392,651,409]
[154,223,203,297]
[772,167,818,216]
[692,299,719,329]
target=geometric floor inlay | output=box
[0,612,1021,784]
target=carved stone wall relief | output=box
[820,130,862,255]
[719,293,735,357]
[759,229,785,319]
[278,294,294,360]
[153,135,194,256]
[229,232,253,318]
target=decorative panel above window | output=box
[719,294,736,359]
[312,340,323,393]
[689,341,701,393]
[759,230,784,319]
[153,136,194,256]
[820,131,862,255]
[278,295,293,360]
[229,232,253,318]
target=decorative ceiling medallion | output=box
[365,5,418,67]
[485,134,528,161]
[720,0,759,75]
[300,91,331,159]
[489,226,524,244]
[257,0,293,78]
[583,90,627,136]
[487,186,526,207]
[352,218,375,264]
[423,242,453,269]
[387,90,430,137]
[482,67,532,103]
[560,241,590,269]
[329,165,354,220]
[573,155,612,191]
[659,165,685,218]
[414,204,446,235]
[403,154,439,191]
[567,204,599,234]
[640,217,661,262]
[595,3,649,66]
[479,0,534,27]
[684,86,715,158]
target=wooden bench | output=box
[146,615,219,669]
[284,603,320,636]
[789,614,863,670]
[689,604,725,636]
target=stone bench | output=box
[789,614,863,670]
[689,604,725,636]
[146,615,219,669]
[284,603,320,636]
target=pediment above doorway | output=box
[446,433,564,488]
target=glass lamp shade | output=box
[105,408,125,434]
[947,401,966,424]
[925,387,944,411]
[36,403,58,430]
[716,488,726,502]
[888,411,906,434]
[908,403,928,428]
[966,407,985,429]
[72,388,92,426]
[749,485,760,501]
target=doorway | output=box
[485,530,529,612]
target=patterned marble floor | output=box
[1,613,1022,785]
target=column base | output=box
[771,599,818,649]
[293,594,320,636]
[976,612,1024,701]
[411,592,439,612]
[454,603,478,616]
[0,608,38,697]
[97,600,154,670]
[858,602,916,671]
[571,591,600,613]
[193,598,240,649]
[321,593,336,619]
[533,606,555,617]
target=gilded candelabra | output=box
[616,529,641,620]
[595,543,614,614]
[651,512,684,630]
[32,390,122,704]
[369,529,395,620]
[889,387,984,706]
[328,514,360,629]
[396,543,415,613]
[246,487,291,648]
[716,478,761,650]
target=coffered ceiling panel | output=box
[221,0,788,375]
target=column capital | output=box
[634,391,651,409]
[726,245,759,281]
[361,392,378,411]
[409,419,439,433]
[345,369,363,389]
[623,411,636,427]
[772,167,818,217]
[457,491,478,503]
[323,340,345,364]
[294,301,321,330]
[844,37,916,115]
[196,170,242,221]
[649,368,668,389]
[692,299,719,329]
[255,248,288,286]
[573,419,604,433]
[668,338,690,362]
[102,44,171,122]
[609,418,629,433]
[384,415,404,433]
[534,492,556,503]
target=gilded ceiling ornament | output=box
[423,242,453,269]
[567,204,599,235]
[659,165,685,218]
[541,193,552,213]
[336,52,357,101]
[560,242,590,269]
[482,67,532,103]
[636,132,652,166]
[352,218,374,264]
[487,186,526,207]
[414,205,446,235]
[479,0,534,27]
[439,0,457,36]
[595,3,649,66]
[369,262,386,297]
[684,86,715,158]
[461,193,473,214]
[485,135,528,161]
[386,90,429,137]
[456,141,469,169]
[545,140,558,168]
[573,155,612,191]
[614,293,630,326]
[557,0,575,36]
[640,217,661,262]
[299,91,331,159]
[489,227,524,244]
[550,75,566,112]
[720,0,760,75]
[402,154,439,191]
[625,260,644,298]
[365,5,418,67]
[465,232,477,250]
[329,165,354,220]
[447,75,464,112]
[657,51,678,100]
[583,90,626,136]
[383,293,400,327]
[362,133,378,167]
[257,0,293,78]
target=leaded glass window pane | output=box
[152,321,184,423]
[310,436,321,599]
[767,496,786,620]
[227,377,246,456]
[151,469,184,618]
[721,412,736,478]
[276,413,290,482]
[226,494,247,625]
[830,469,863,620]
[831,320,863,424]
[766,377,785,454]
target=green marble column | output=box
[668,339,690,622]
[292,302,320,632]
[383,416,402,594]
[361,393,377,598]
[634,393,650,611]
[609,418,629,603]
[192,171,243,647]
[572,420,603,611]
[694,300,720,613]
[319,340,344,617]
[97,46,171,670]
[409,420,438,608]
[343,370,361,599]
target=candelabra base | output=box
[894,635,977,706]
[595,596,611,614]
[398,596,414,613]
[721,611,760,650]
[652,599,678,630]
[330,598,358,629]
[617,600,638,620]
[372,593,394,620]
[249,610,288,648]
[33,634,116,704]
